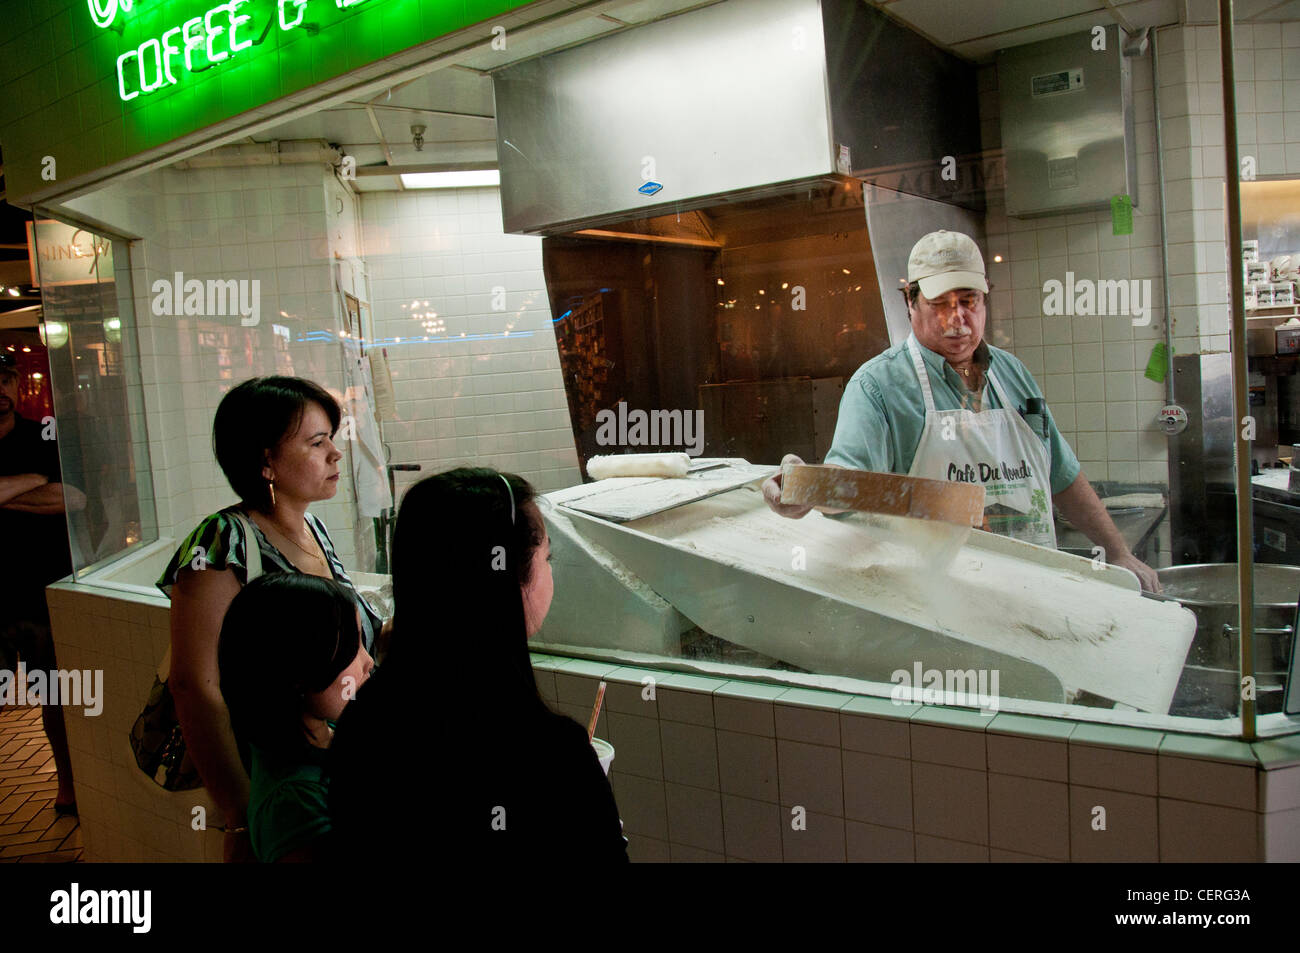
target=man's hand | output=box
[762,454,815,519]
[1053,474,1163,593]
[1112,551,1162,594]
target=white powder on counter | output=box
[626,485,1195,711]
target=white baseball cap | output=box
[907,230,989,299]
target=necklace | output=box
[955,364,982,388]
[254,514,327,569]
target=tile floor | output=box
[0,704,82,862]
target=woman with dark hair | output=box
[218,573,373,863]
[156,376,384,862]
[329,467,627,864]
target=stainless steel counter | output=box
[1055,481,1167,564]
[1252,468,1300,564]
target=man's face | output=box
[909,288,986,364]
[0,371,18,417]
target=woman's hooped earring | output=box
[268,479,276,508]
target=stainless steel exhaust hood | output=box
[493,0,982,235]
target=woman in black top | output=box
[328,467,628,864]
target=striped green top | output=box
[157,506,381,652]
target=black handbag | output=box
[129,674,202,791]
[128,512,262,791]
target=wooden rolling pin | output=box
[779,464,986,528]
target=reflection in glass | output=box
[30,218,157,571]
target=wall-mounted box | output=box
[997,25,1140,218]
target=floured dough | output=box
[1101,493,1164,509]
[587,452,691,480]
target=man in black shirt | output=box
[0,352,84,813]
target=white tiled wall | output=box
[1157,22,1300,351]
[1156,25,1232,358]
[358,187,580,502]
[977,51,1172,488]
[59,164,361,568]
[54,173,582,576]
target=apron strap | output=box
[986,368,1016,411]
[905,335,938,412]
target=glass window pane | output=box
[30,218,158,573]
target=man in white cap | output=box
[762,229,1161,592]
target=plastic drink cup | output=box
[590,737,614,775]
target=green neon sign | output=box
[104,0,390,101]
[88,0,135,29]
[1,0,537,204]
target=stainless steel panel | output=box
[1254,496,1300,566]
[997,25,1140,217]
[1247,315,1282,355]
[495,0,983,235]
[1158,562,1295,715]
[1170,353,1237,563]
[1252,372,1280,468]
[863,185,988,345]
[494,0,835,235]
[819,0,982,206]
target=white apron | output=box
[905,336,1057,549]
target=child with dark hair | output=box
[329,467,627,864]
[218,573,373,863]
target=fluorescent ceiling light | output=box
[400,170,500,189]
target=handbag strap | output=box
[158,510,265,681]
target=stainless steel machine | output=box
[1244,316,1300,567]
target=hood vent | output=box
[494,0,982,235]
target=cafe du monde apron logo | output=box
[86,0,381,101]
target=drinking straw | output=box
[587,681,607,741]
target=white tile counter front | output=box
[45,574,225,863]
[42,542,1300,863]
[538,656,1300,863]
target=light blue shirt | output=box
[824,335,1082,495]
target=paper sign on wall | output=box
[369,349,398,422]
[1110,194,1134,236]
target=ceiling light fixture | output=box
[400,170,500,189]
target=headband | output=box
[500,474,515,525]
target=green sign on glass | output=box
[0,0,535,203]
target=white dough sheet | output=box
[619,486,1197,713]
